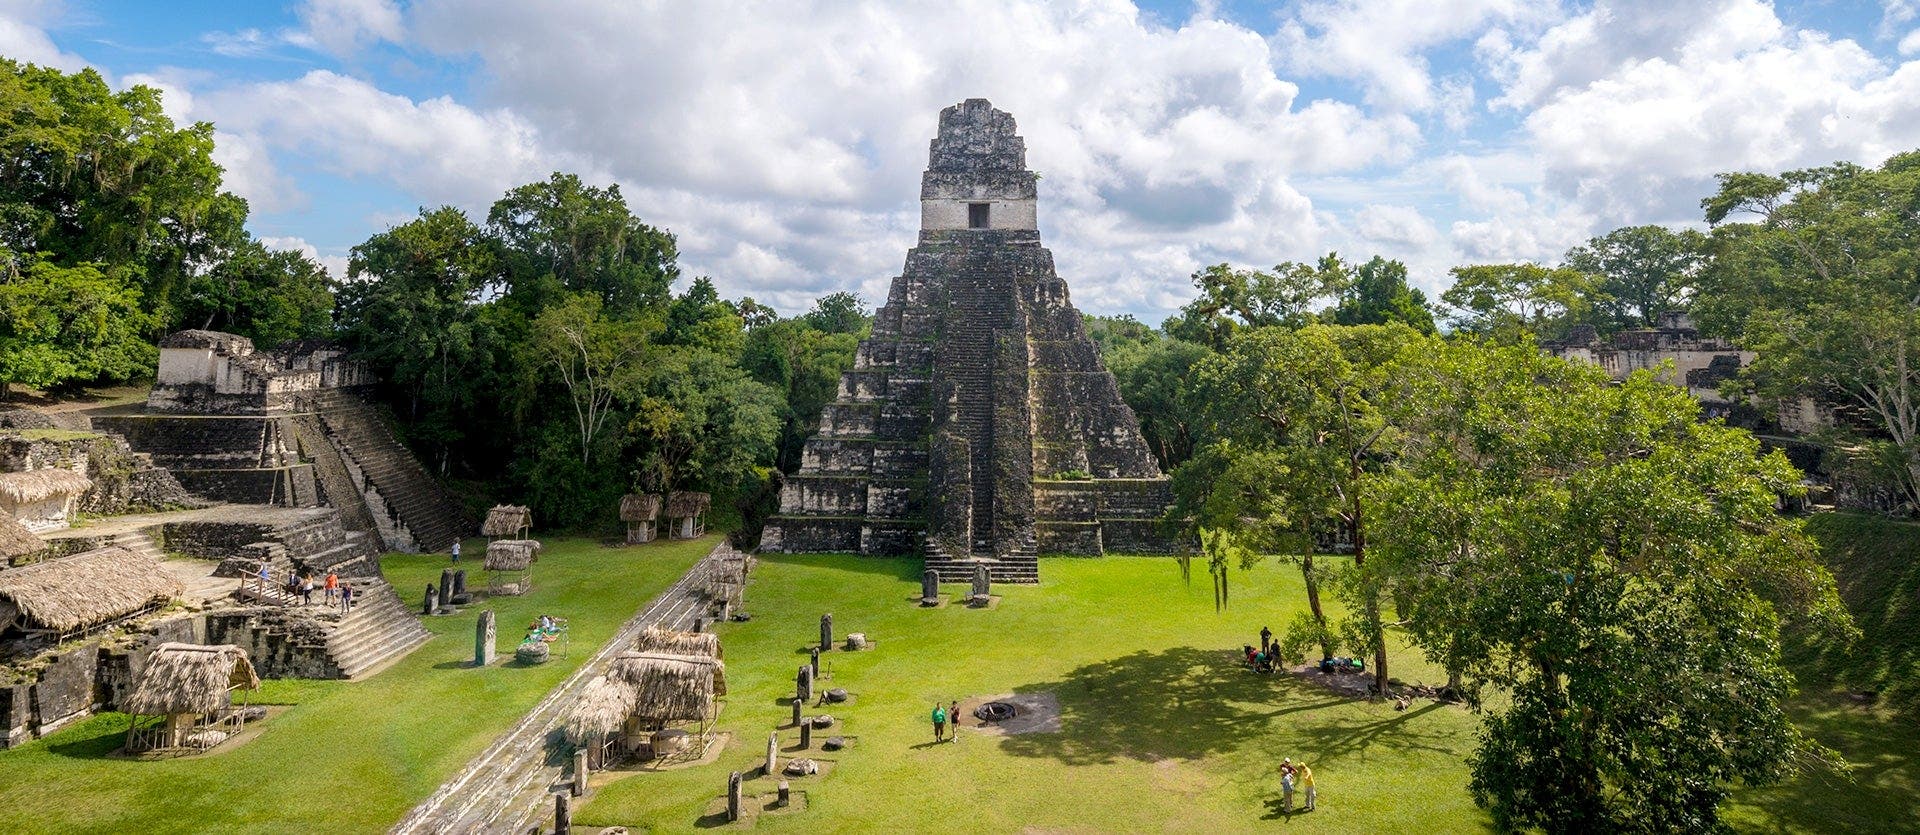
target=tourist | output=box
[340,582,354,613]
[451,540,461,564]
[950,700,960,742]
[1300,761,1316,812]
[931,703,947,742]
[300,573,315,605]
[1280,757,1296,813]
[324,571,338,601]
[1260,625,1273,654]
[255,562,270,594]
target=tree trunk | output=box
[1349,473,1390,697]
[1301,551,1331,659]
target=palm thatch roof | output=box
[484,539,542,571]
[481,505,532,537]
[567,674,639,742]
[611,651,726,721]
[0,546,182,632]
[619,493,662,522]
[666,491,711,517]
[0,468,93,505]
[0,515,44,560]
[122,643,259,716]
[635,626,722,659]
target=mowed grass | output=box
[1724,511,1920,832]
[0,535,709,834]
[580,554,1491,833]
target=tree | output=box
[1441,262,1597,340]
[0,250,155,398]
[487,172,678,314]
[1328,255,1437,334]
[1374,339,1852,831]
[1163,258,1341,347]
[802,291,869,335]
[1563,225,1707,330]
[531,293,659,465]
[1103,332,1210,471]
[1694,152,1920,509]
[179,239,334,346]
[0,60,248,329]
[1187,323,1426,693]
[337,206,502,468]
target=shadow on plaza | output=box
[995,646,1457,768]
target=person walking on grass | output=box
[452,540,461,564]
[932,703,947,742]
[1299,761,1316,812]
[1280,757,1296,813]
[950,700,960,743]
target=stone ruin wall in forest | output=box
[761,99,1181,583]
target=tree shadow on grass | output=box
[1731,694,1919,832]
[996,646,1357,766]
[1285,701,1459,766]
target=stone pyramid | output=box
[759,99,1177,582]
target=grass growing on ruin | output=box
[0,535,709,834]
[579,554,1490,833]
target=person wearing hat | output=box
[1300,760,1316,811]
[1280,757,1296,813]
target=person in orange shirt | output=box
[324,571,339,601]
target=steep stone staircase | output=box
[327,581,432,679]
[299,390,470,553]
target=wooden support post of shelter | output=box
[619,493,662,545]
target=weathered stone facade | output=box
[761,100,1176,582]
[94,331,471,552]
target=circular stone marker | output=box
[822,736,846,751]
[810,714,836,729]
[824,688,849,703]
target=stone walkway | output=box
[391,543,728,835]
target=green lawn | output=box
[580,554,1491,833]
[0,535,709,834]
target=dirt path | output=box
[390,543,729,834]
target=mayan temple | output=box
[760,99,1177,582]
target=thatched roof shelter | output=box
[0,515,44,561]
[666,491,710,518]
[481,505,532,537]
[611,651,727,719]
[0,546,182,633]
[619,493,662,522]
[484,539,542,571]
[567,674,639,743]
[635,626,722,659]
[0,468,92,505]
[123,643,259,716]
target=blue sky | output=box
[4,0,1916,321]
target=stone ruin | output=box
[92,331,472,553]
[0,331,470,746]
[761,99,1180,583]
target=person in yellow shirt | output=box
[1299,761,1316,811]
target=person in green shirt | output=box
[932,704,947,742]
